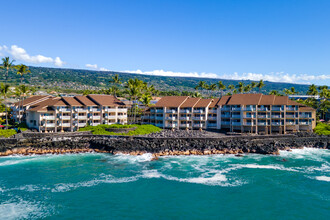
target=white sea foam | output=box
[0,199,52,220]
[113,153,154,163]
[315,176,330,182]
[235,164,299,172]
[279,148,329,162]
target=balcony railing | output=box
[209,109,217,113]
[117,115,126,119]
[271,115,282,119]
[166,117,176,121]
[257,115,268,118]
[180,109,190,113]
[78,123,87,127]
[271,122,282,126]
[231,122,241,126]
[166,110,177,114]
[58,123,71,127]
[299,122,311,125]
[299,114,311,118]
[221,107,231,111]
[194,110,204,113]
[221,121,230,125]
[193,124,204,128]
[78,115,87,119]
[243,122,254,126]
[221,114,230,118]
[208,116,217,121]
[105,108,116,112]
[156,116,163,120]
[258,107,269,111]
[59,108,70,112]
[43,123,55,127]
[231,115,241,118]
[231,107,241,111]
[42,116,55,120]
[243,107,256,111]
[60,115,71,120]
[193,117,204,120]
[105,115,116,119]
[286,107,296,111]
[180,124,190,128]
[166,124,176,128]
[257,122,267,126]
[286,122,296,125]
[286,115,295,118]
[89,108,100,112]
[207,124,217,128]
[244,115,255,118]
[76,108,87,112]
[272,107,284,111]
[117,108,127,113]
[179,117,190,120]
[91,123,101,126]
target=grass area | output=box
[79,124,162,136]
[0,129,17,138]
[314,122,330,135]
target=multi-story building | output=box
[20,94,127,132]
[142,94,316,134]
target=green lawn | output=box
[79,124,162,136]
[0,129,17,138]
[314,122,330,135]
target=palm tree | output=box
[0,83,10,128]
[125,78,143,123]
[140,94,152,107]
[244,84,252,93]
[109,74,122,97]
[195,81,207,90]
[232,89,238,94]
[228,84,235,94]
[319,100,330,120]
[307,84,318,96]
[209,83,217,92]
[237,82,244,94]
[15,64,31,123]
[269,90,280,96]
[319,88,330,99]
[257,80,265,93]
[290,87,298,95]
[0,57,15,83]
[218,81,226,96]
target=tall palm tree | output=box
[0,83,10,128]
[209,83,217,92]
[307,84,318,96]
[228,84,235,93]
[319,88,330,99]
[290,87,298,95]
[15,64,31,123]
[109,74,122,97]
[244,84,252,93]
[237,82,244,94]
[257,80,265,93]
[125,78,143,123]
[0,57,15,83]
[319,100,330,120]
[140,94,152,107]
[218,81,226,96]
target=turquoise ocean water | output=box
[0,148,329,219]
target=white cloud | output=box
[0,45,65,67]
[122,69,330,84]
[86,64,98,69]
[125,69,218,78]
[99,67,109,71]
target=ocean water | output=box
[0,148,329,220]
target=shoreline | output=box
[0,131,328,158]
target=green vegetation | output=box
[314,122,330,135]
[79,124,162,136]
[0,129,16,138]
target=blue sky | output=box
[0,0,329,85]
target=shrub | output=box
[314,122,330,135]
[79,124,161,136]
[0,129,17,138]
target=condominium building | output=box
[20,94,127,132]
[142,94,316,134]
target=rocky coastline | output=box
[0,131,329,158]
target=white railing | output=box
[180,109,190,113]
[78,115,87,119]
[180,124,190,128]
[193,124,203,128]
[92,116,101,120]
[166,117,176,120]
[117,115,126,119]
[89,108,100,112]
[106,115,116,119]
[105,108,116,112]
[299,122,311,125]
[244,107,256,111]
[59,108,70,112]
[194,110,204,113]
[271,115,282,118]
[78,123,86,127]
[286,122,295,125]
[286,107,296,111]
[42,116,55,120]
[258,107,269,111]
[179,117,190,120]
[193,117,204,120]
[44,123,55,127]
[60,116,71,120]
[244,115,255,118]
[232,107,241,111]
[299,114,311,118]
[286,115,295,118]
[258,115,268,118]
[91,123,100,126]
[258,122,267,126]
[58,123,71,127]
[117,108,127,113]
[166,110,177,114]
[272,107,284,111]
[75,109,87,112]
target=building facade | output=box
[19,94,127,132]
[142,94,316,134]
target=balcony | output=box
[166,109,177,114]
[271,115,282,119]
[286,107,296,111]
[244,107,256,111]
[231,107,241,111]
[299,122,311,125]
[91,123,101,126]
[221,114,230,118]
[43,123,55,127]
[42,116,55,120]
[231,122,241,126]
[257,122,267,126]
[194,110,204,113]
[193,124,204,128]
[60,115,71,120]
[207,124,217,128]
[244,115,255,118]
[193,116,204,120]
[221,121,230,125]
[117,108,127,113]
[286,115,295,119]
[258,107,269,111]
[180,109,190,113]
[221,107,231,111]
[59,108,70,112]
[271,122,282,126]
[180,124,190,128]
[78,123,87,127]
[299,114,311,118]
[166,124,177,128]
[272,107,284,111]
[166,117,176,121]
[208,109,217,113]
[105,115,116,119]
[286,122,296,125]
[257,115,268,119]
[89,108,100,112]
[156,116,163,120]
[117,115,126,119]
[105,108,116,113]
[243,122,254,126]
[58,123,71,127]
[208,116,217,121]
[179,116,190,120]
[76,108,87,112]
[232,115,241,119]
[78,115,87,119]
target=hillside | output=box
[0,66,311,94]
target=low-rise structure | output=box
[142,94,316,134]
[16,94,127,132]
